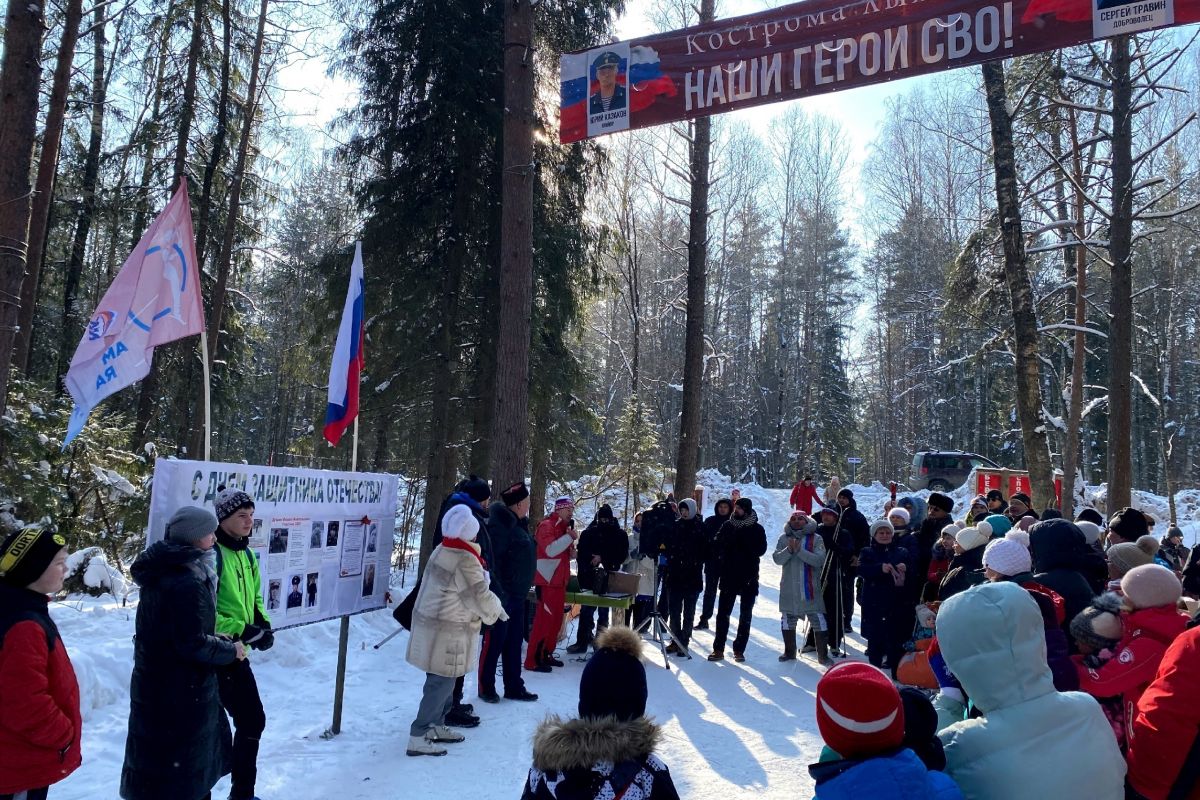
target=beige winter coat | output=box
[406,543,505,677]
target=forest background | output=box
[1,0,1199,571]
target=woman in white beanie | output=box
[406,504,507,756]
[937,526,989,601]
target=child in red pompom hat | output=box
[809,662,963,799]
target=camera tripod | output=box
[633,557,692,670]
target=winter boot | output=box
[778,629,798,661]
[695,617,710,631]
[707,650,725,662]
[565,639,590,655]
[814,630,833,668]
[444,705,479,728]
[430,725,466,743]
[406,733,448,757]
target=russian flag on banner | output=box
[560,45,677,143]
[323,242,365,446]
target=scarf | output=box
[728,510,759,529]
[442,537,488,570]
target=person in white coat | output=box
[933,581,1125,799]
[406,504,506,756]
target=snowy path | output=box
[53,483,875,800]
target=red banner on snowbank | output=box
[559,0,1197,143]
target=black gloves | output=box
[241,623,275,651]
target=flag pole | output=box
[328,300,362,739]
[199,332,212,461]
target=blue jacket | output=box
[934,581,1125,799]
[810,748,962,800]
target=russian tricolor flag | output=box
[560,45,677,143]
[323,242,365,446]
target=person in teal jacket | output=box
[213,488,273,800]
[933,581,1125,800]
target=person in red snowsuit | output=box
[1126,616,1200,800]
[525,497,576,672]
[0,527,80,800]
[789,475,823,515]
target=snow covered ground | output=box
[44,470,1200,799]
[51,480,862,800]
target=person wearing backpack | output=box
[0,526,79,800]
[212,489,273,800]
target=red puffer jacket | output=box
[0,586,82,794]
[1126,624,1200,800]
[1075,605,1188,750]
[533,515,574,588]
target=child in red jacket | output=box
[1074,564,1187,753]
[0,527,80,800]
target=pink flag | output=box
[63,185,204,444]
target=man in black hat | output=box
[589,51,627,114]
[985,489,1008,517]
[1107,506,1150,547]
[479,482,538,703]
[917,492,955,601]
[567,504,628,655]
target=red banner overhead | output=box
[559,0,1198,143]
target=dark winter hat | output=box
[167,506,219,545]
[597,504,615,520]
[837,488,854,501]
[986,489,1006,502]
[1109,507,1150,542]
[457,475,491,504]
[735,497,754,513]
[214,488,254,522]
[500,482,529,506]
[0,526,67,588]
[928,492,953,514]
[1040,508,1063,521]
[819,505,841,520]
[1167,525,1184,540]
[1121,564,1182,610]
[1075,508,1105,526]
[815,662,905,760]
[714,498,733,514]
[1070,593,1124,654]
[1011,492,1033,507]
[899,687,946,772]
[579,626,647,722]
[971,495,988,509]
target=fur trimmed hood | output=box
[530,715,662,772]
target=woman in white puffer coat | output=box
[406,503,506,756]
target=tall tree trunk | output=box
[0,0,47,417]
[195,0,232,270]
[674,0,715,499]
[56,7,108,391]
[419,163,471,573]
[468,270,499,477]
[1062,106,1088,517]
[13,0,83,374]
[1107,34,1134,510]
[529,393,551,532]
[981,60,1055,510]
[207,0,267,367]
[490,0,535,491]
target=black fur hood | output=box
[530,715,662,772]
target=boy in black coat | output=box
[664,499,705,654]
[707,498,768,663]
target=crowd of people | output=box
[3,473,1200,800]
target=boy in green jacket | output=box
[214,488,273,800]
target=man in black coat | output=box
[696,498,731,630]
[707,498,768,663]
[567,504,629,654]
[664,499,706,654]
[835,489,870,631]
[478,483,539,703]
[121,507,243,800]
[915,492,955,600]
